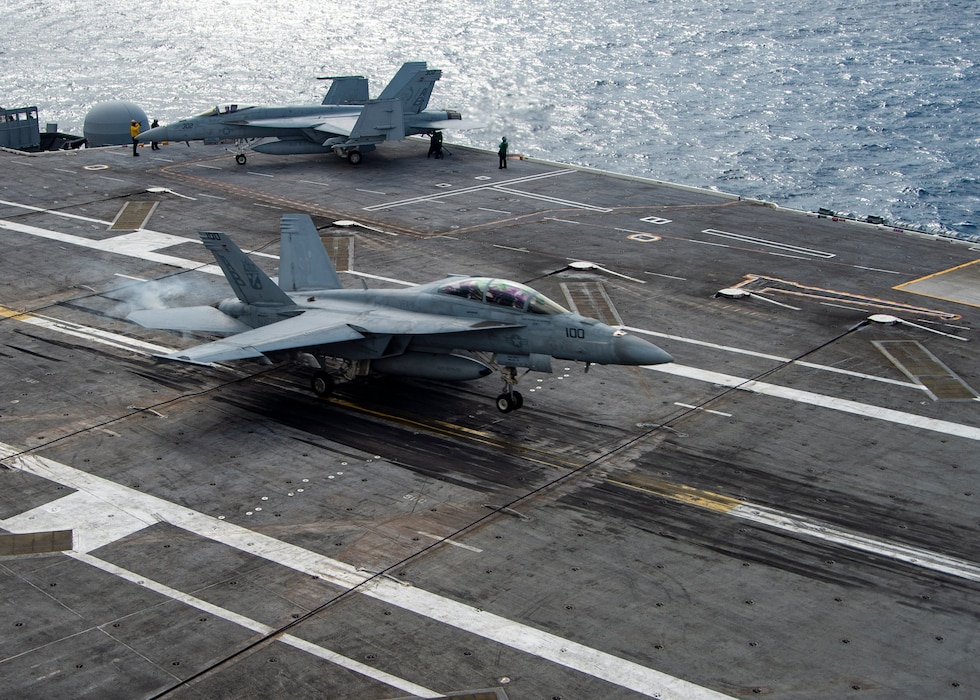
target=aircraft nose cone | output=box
[613,333,673,365]
[136,126,167,143]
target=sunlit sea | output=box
[2,0,977,240]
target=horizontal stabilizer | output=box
[156,342,266,366]
[127,306,251,333]
[412,118,485,131]
[349,99,405,142]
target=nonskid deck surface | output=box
[0,140,977,699]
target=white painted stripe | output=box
[0,198,111,224]
[731,504,980,583]
[494,186,611,212]
[646,272,688,281]
[0,219,224,275]
[624,326,924,390]
[674,402,732,417]
[0,443,731,700]
[645,363,980,441]
[70,553,441,698]
[363,170,574,211]
[6,309,173,355]
[2,491,152,553]
[702,228,836,258]
[853,265,902,274]
[416,531,483,552]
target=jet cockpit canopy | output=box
[436,277,568,315]
[194,104,250,117]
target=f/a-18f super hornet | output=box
[127,215,673,412]
[135,62,480,165]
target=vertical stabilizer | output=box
[200,231,295,306]
[377,62,442,114]
[278,214,344,291]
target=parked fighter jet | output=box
[127,215,673,412]
[135,62,480,165]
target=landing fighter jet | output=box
[135,62,480,165]
[127,215,673,412]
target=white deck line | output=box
[645,363,980,441]
[69,553,441,698]
[0,442,732,700]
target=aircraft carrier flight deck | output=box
[0,138,978,699]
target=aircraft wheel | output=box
[512,391,524,410]
[495,393,517,413]
[311,371,334,397]
[347,150,362,165]
[235,154,247,165]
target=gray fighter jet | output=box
[127,215,673,412]
[135,62,480,165]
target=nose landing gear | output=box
[495,389,524,413]
[495,366,525,413]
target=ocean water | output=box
[2,0,977,240]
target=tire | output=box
[495,393,515,413]
[311,371,334,397]
[235,154,246,165]
[347,150,362,165]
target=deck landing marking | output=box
[609,477,980,582]
[109,201,158,231]
[1,490,154,553]
[362,169,575,211]
[416,531,483,552]
[0,442,731,700]
[703,229,836,258]
[70,552,441,698]
[644,362,980,441]
[733,274,960,320]
[895,258,980,308]
[873,340,979,401]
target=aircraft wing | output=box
[236,114,359,136]
[341,306,523,337]
[158,310,366,365]
[313,117,359,136]
[157,307,522,365]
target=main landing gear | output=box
[311,370,334,397]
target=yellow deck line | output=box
[607,474,743,513]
